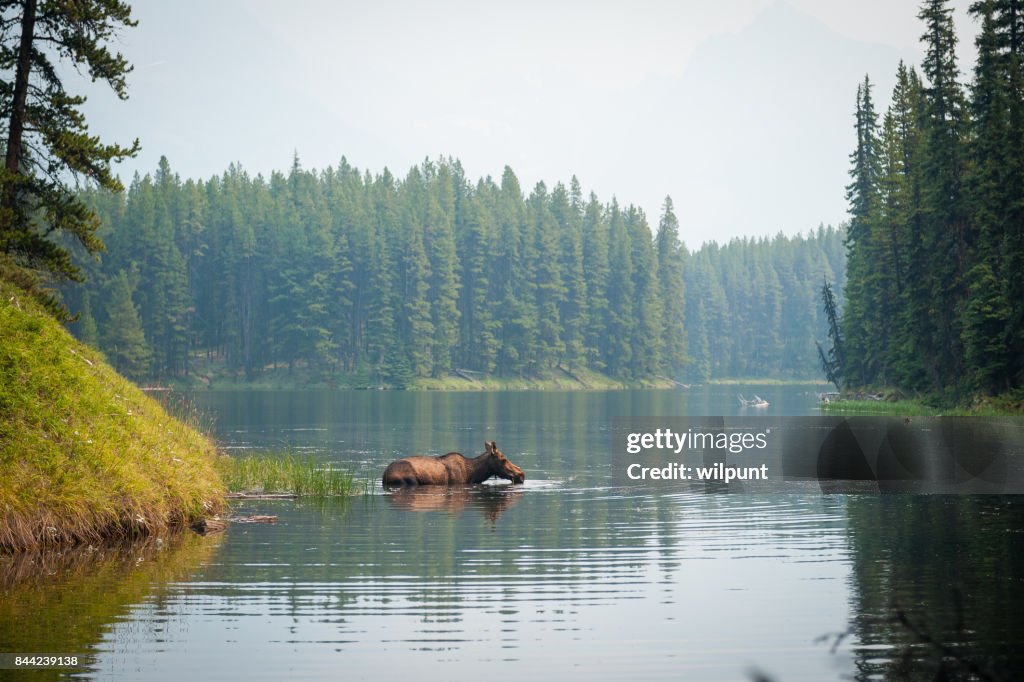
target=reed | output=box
[218,452,358,498]
[819,398,1022,416]
[819,399,946,416]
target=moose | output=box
[382,441,525,487]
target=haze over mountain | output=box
[654,1,908,242]
[82,1,973,245]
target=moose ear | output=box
[490,441,498,450]
[484,441,492,453]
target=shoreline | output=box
[167,364,687,392]
[818,395,1024,417]
[165,363,828,392]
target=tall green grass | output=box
[0,280,225,552]
[819,399,945,416]
[218,452,358,498]
[819,398,1023,416]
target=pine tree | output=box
[226,167,264,378]
[985,0,1024,387]
[751,247,783,375]
[455,184,499,372]
[265,166,308,374]
[687,298,711,382]
[0,0,140,316]
[817,278,845,389]
[494,167,537,375]
[918,0,970,396]
[424,162,461,377]
[886,64,929,389]
[527,181,566,369]
[397,167,435,377]
[626,206,661,378]
[327,157,367,372]
[581,192,610,370]
[842,76,882,387]
[101,270,150,379]
[75,292,100,349]
[656,197,688,378]
[964,1,1013,392]
[867,68,916,385]
[149,158,191,377]
[550,180,587,368]
[605,201,634,376]
[366,169,400,384]
[324,183,355,375]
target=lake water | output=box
[2,385,1022,681]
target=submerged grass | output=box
[0,280,226,553]
[218,452,360,497]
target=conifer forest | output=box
[62,157,844,386]
[47,0,1024,404]
[838,0,1024,401]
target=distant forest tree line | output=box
[687,227,845,381]
[839,0,1024,400]
[61,156,844,385]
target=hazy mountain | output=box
[654,0,909,244]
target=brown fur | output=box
[382,441,525,487]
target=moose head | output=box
[485,441,525,484]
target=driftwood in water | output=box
[190,517,227,535]
[229,515,278,524]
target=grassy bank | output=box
[218,452,360,497]
[709,377,828,386]
[0,280,226,552]
[172,354,681,391]
[412,366,679,391]
[819,398,948,416]
[819,392,1024,416]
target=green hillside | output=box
[0,279,225,552]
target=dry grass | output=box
[0,280,226,552]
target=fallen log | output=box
[453,368,481,384]
[190,517,227,535]
[557,365,590,388]
[229,515,278,524]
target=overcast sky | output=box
[83,0,977,246]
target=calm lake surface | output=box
[3,385,1022,681]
